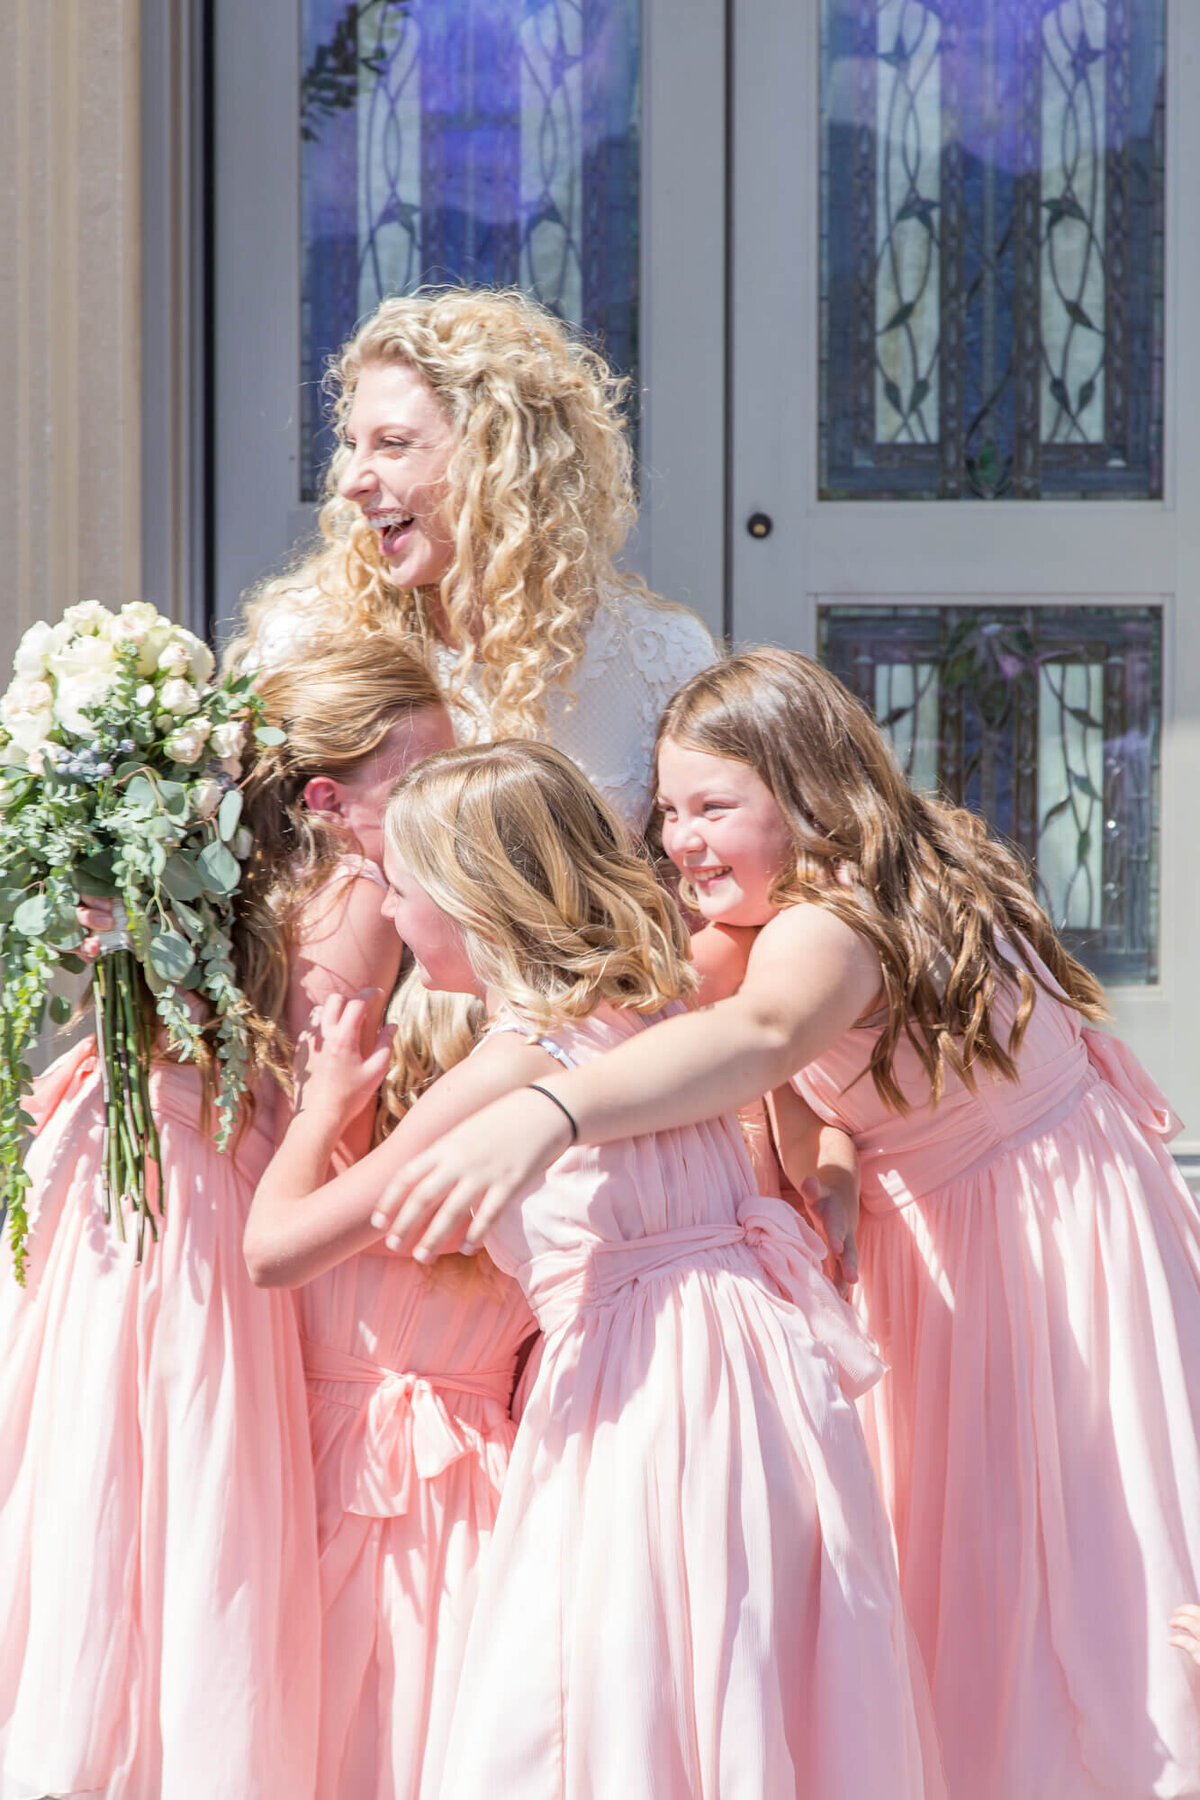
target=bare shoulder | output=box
[691,923,759,1004]
[743,903,882,1018]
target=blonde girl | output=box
[228,285,714,837]
[377,648,1200,1800]
[241,634,535,1800]
[253,740,945,1798]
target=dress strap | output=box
[480,1017,577,1070]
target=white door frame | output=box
[211,0,730,644]
[729,0,1200,1140]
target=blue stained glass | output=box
[819,0,1165,500]
[300,0,641,500]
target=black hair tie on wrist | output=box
[527,1083,579,1145]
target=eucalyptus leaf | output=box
[125,775,157,810]
[149,930,196,983]
[49,993,73,1026]
[217,789,243,842]
[161,855,204,903]
[59,953,87,975]
[197,839,241,896]
[0,889,26,925]
[158,781,189,821]
[254,725,287,747]
[12,895,48,936]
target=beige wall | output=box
[0,0,143,679]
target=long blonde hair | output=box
[230,287,666,736]
[235,630,444,1082]
[657,648,1108,1110]
[384,741,696,1031]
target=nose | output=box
[338,442,376,505]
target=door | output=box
[730,0,1200,1142]
[212,0,729,643]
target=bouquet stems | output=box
[93,950,163,1258]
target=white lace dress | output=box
[249,592,716,834]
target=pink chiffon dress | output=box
[296,1245,534,1799]
[0,1037,320,1800]
[438,1003,946,1800]
[791,949,1200,1799]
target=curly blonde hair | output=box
[657,649,1108,1112]
[384,740,696,1032]
[230,286,662,737]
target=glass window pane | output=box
[820,604,1161,984]
[820,0,1165,500]
[300,0,641,499]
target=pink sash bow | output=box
[302,1338,513,1519]
[1081,1026,1183,1142]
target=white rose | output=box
[189,775,223,819]
[47,634,120,736]
[156,640,191,677]
[61,600,114,636]
[159,678,200,717]
[209,720,246,759]
[219,755,243,781]
[164,718,211,765]
[134,683,157,707]
[13,621,54,677]
[110,601,162,648]
[185,635,216,687]
[1,682,56,751]
[136,625,174,676]
[232,826,254,861]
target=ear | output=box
[302,775,345,819]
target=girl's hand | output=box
[294,990,395,1125]
[76,892,118,961]
[799,1171,859,1299]
[1170,1606,1200,1667]
[370,1084,573,1261]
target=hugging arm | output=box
[243,995,557,1288]
[371,903,882,1258]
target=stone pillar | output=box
[0,0,143,678]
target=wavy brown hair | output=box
[229,286,677,736]
[385,740,696,1030]
[657,648,1108,1111]
[232,631,444,1091]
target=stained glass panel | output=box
[820,0,1165,499]
[300,0,641,499]
[820,604,1161,983]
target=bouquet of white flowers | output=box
[0,600,281,1280]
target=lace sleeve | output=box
[541,598,717,835]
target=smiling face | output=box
[302,705,454,867]
[656,736,797,928]
[338,360,458,594]
[380,844,482,997]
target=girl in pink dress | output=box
[377,648,1200,1800]
[254,739,945,1799]
[0,633,475,1800]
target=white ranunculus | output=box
[189,775,223,819]
[156,639,191,677]
[164,718,212,765]
[209,720,246,759]
[61,600,114,636]
[159,678,200,717]
[48,633,121,737]
[13,621,54,678]
[232,826,254,861]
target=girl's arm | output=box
[372,903,881,1258]
[244,993,557,1288]
[765,1085,860,1294]
[280,872,404,1157]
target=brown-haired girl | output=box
[0,633,527,1800]
[252,739,944,1797]
[374,648,1200,1800]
